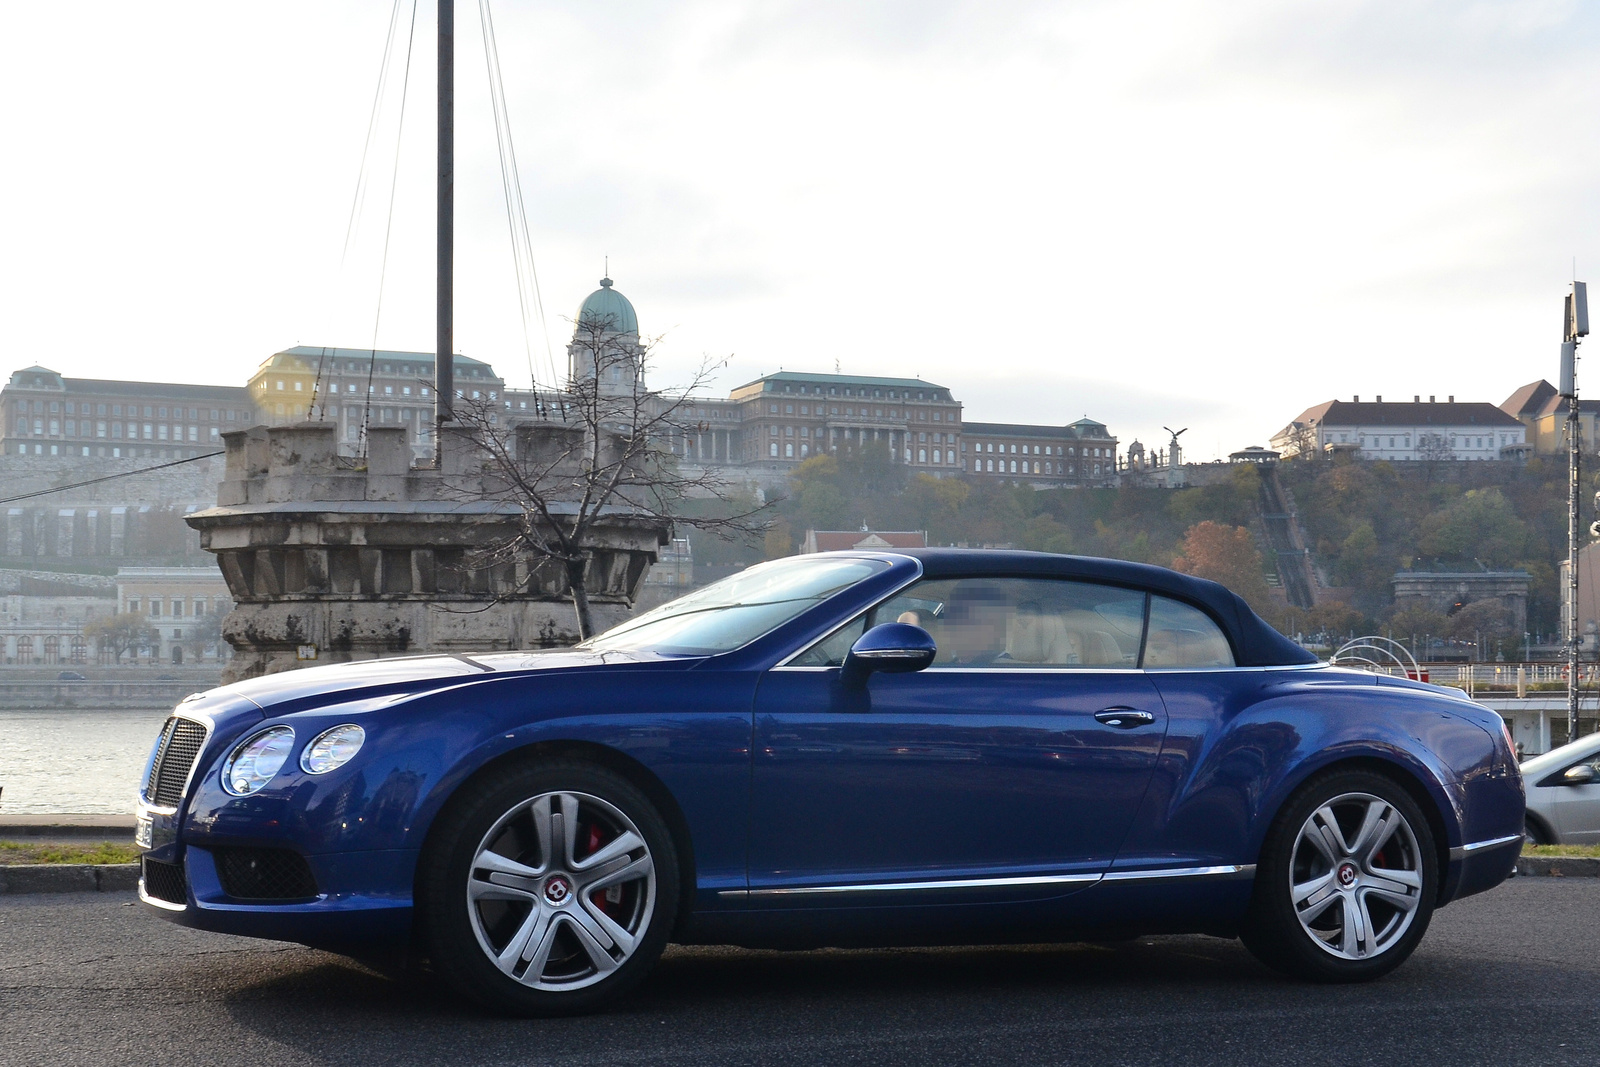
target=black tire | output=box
[1241,769,1438,983]
[1523,815,1552,846]
[418,758,680,1016]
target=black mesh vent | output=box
[146,718,207,808]
[215,848,319,901]
[142,856,187,905]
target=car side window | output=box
[791,577,1147,669]
[1143,596,1234,668]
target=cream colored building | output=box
[116,567,233,665]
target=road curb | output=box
[0,815,137,838]
[1515,855,1600,877]
[0,864,140,894]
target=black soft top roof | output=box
[891,548,1318,668]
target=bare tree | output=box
[447,318,770,638]
[1276,421,1320,461]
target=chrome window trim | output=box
[770,662,1327,676]
[137,710,215,816]
[1447,833,1523,861]
[718,863,1256,898]
[773,561,925,669]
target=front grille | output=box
[144,717,207,807]
[141,856,187,905]
[215,848,320,901]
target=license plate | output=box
[135,814,152,850]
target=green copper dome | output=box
[576,277,638,334]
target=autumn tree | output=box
[1172,520,1273,612]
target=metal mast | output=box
[434,0,454,452]
[1563,281,1588,744]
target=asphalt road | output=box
[2,879,1597,1067]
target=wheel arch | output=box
[415,738,699,939]
[1261,754,1456,906]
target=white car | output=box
[1522,731,1600,845]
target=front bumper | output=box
[138,843,418,952]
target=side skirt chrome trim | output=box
[721,872,1101,899]
[1101,864,1256,882]
[719,864,1256,899]
[1448,834,1524,862]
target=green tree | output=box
[1417,488,1528,565]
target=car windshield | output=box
[580,556,891,656]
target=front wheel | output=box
[417,760,680,1016]
[1242,770,1438,982]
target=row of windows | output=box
[123,597,228,618]
[325,360,491,378]
[768,383,949,402]
[969,441,1109,458]
[1330,432,1522,449]
[15,419,217,442]
[9,444,208,458]
[974,458,1103,477]
[766,440,959,465]
[12,400,246,420]
[766,402,955,422]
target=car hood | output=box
[206,648,687,715]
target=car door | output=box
[1547,752,1600,844]
[747,576,1169,901]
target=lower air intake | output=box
[141,856,187,905]
[214,848,320,902]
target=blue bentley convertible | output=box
[135,550,1523,1014]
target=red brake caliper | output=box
[586,824,613,915]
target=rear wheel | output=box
[1523,815,1553,846]
[1242,770,1437,982]
[418,760,679,1016]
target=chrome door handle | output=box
[1094,708,1156,729]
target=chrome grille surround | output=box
[140,712,213,813]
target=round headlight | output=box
[222,725,295,796]
[300,723,366,774]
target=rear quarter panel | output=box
[1117,667,1515,904]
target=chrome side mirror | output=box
[1562,764,1597,786]
[840,623,936,688]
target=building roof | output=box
[576,277,638,334]
[804,529,928,552]
[732,370,950,393]
[1290,399,1522,429]
[278,346,493,369]
[1501,380,1558,418]
[963,420,1115,440]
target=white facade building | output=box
[1272,396,1527,461]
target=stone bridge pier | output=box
[186,423,668,682]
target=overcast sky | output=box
[2,1,1598,459]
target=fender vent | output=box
[215,848,319,901]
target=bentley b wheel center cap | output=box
[1337,862,1358,888]
[544,875,573,905]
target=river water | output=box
[1,708,172,815]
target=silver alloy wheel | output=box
[467,790,657,991]
[1289,791,1424,960]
